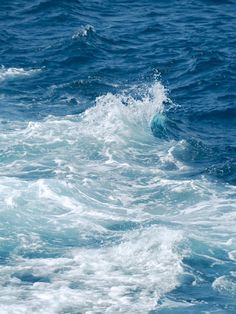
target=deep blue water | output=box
[0,0,236,313]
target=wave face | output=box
[0,0,236,313]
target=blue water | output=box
[0,0,236,313]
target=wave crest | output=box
[72,25,95,39]
[0,66,40,81]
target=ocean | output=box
[0,0,236,313]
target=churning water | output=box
[0,0,236,313]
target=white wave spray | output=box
[0,82,235,313]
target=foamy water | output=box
[0,0,236,313]
[0,82,235,313]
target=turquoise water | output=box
[0,0,236,313]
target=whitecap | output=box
[72,25,95,39]
[0,65,40,81]
[0,81,236,313]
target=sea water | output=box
[0,0,236,313]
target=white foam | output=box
[0,81,236,312]
[0,227,183,314]
[229,250,236,261]
[72,24,95,39]
[212,275,236,296]
[0,65,40,81]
